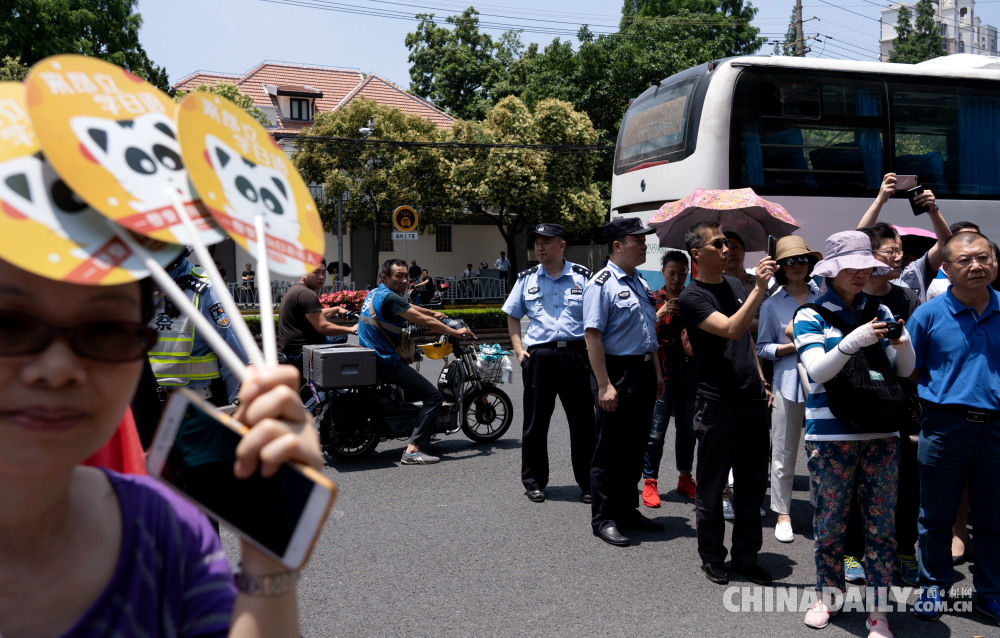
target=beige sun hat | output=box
[774,235,822,262]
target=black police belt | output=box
[605,353,654,363]
[922,401,1000,424]
[527,339,586,351]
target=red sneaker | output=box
[642,478,661,508]
[676,473,697,499]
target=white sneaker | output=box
[722,499,735,520]
[774,521,794,543]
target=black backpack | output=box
[797,301,910,434]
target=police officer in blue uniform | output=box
[584,217,665,547]
[148,251,250,407]
[503,223,595,504]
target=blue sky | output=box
[139,0,1000,89]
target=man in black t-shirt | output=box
[678,221,775,588]
[278,263,357,375]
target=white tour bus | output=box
[611,54,1000,285]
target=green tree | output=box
[444,96,605,280]
[174,83,270,128]
[0,55,28,81]
[773,7,802,56]
[405,8,519,120]
[889,0,947,63]
[0,0,168,90]
[292,98,450,280]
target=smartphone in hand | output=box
[907,186,929,215]
[766,235,777,259]
[895,174,918,191]
[148,389,337,570]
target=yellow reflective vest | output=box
[148,268,221,387]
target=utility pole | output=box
[795,0,806,56]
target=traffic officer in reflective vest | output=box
[503,223,595,504]
[584,217,664,547]
[148,251,250,406]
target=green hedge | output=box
[242,308,508,334]
[440,307,508,329]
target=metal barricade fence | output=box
[227,280,355,310]
[438,276,506,304]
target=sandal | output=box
[804,601,835,629]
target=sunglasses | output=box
[699,237,730,250]
[779,256,812,267]
[0,311,158,363]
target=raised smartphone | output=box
[907,186,928,215]
[148,389,336,570]
[766,234,777,259]
[895,174,918,191]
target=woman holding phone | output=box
[0,256,322,637]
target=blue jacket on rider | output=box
[358,283,410,367]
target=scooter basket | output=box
[475,345,512,384]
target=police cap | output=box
[604,216,655,242]
[528,223,569,242]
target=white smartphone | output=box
[895,174,918,191]
[148,389,337,570]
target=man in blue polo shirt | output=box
[907,232,1000,624]
[504,223,594,505]
[583,217,664,547]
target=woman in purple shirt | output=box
[0,256,322,637]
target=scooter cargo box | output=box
[302,344,376,388]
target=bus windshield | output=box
[615,77,699,174]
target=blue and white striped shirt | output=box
[793,288,898,441]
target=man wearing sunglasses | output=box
[679,221,776,587]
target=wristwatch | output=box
[234,567,300,597]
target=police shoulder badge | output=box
[208,302,231,328]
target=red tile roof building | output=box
[173,61,455,136]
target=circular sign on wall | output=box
[393,206,418,232]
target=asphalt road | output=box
[225,357,993,638]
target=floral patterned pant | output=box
[805,437,899,605]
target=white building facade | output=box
[880,0,998,60]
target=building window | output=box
[289,98,311,121]
[941,24,948,37]
[378,224,394,252]
[435,225,452,252]
[959,40,965,53]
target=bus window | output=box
[890,82,1000,197]
[615,77,698,174]
[731,72,885,196]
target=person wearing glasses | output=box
[792,231,914,637]
[0,256,323,636]
[678,221,776,587]
[583,217,664,547]
[755,236,822,545]
[907,232,1000,625]
[857,173,949,303]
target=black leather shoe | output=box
[620,512,664,532]
[732,561,774,586]
[594,525,630,547]
[581,492,592,504]
[702,562,730,585]
[525,489,545,503]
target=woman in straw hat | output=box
[791,231,915,638]
[755,235,822,545]
[0,256,321,636]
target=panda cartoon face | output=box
[205,134,300,264]
[70,111,191,213]
[0,153,99,259]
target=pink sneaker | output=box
[804,602,835,629]
[865,616,893,638]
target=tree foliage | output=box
[174,83,270,127]
[444,96,605,279]
[889,0,947,64]
[292,98,449,280]
[772,7,803,56]
[0,55,28,81]
[0,0,168,90]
